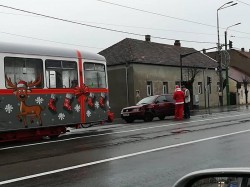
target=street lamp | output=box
[224,22,241,106]
[225,22,241,50]
[217,1,237,106]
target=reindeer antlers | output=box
[5,75,17,89]
[27,74,42,88]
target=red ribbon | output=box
[74,84,90,103]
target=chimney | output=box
[174,40,181,47]
[145,35,151,42]
[202,49,206,54]
[241,48,245,52]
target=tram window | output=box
[4,57,43,88]
[45,60,78,88]
[84,62,106,88]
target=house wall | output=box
[229,78,237,93]
[132,64,225,108]
[107,64,134,117]
[239,85,250,104]
[107,63,227,118]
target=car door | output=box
[154,95,167,116]
[165,95,175,116]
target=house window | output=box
[198,82,203,94]
[163,82,168,94]
[147,81,153,96]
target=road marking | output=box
[1,128,250,185]
[0,113,249,151]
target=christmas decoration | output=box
[87,93,95,108]
[35,97,44,104]
[48,94,57,112]
[86,110,91,117]
[99,93,106,108]
[74,84,90,103]
[63,93,73,111]
[5,104,13,114]
[58,113,65,120]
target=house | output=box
[99,37,224,116]
[207,48,250,105]
[229,67,250,105]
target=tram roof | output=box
[0,42,105,61]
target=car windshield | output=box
[137,96,157,105]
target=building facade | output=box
[100,38,224,116]
[207,48,250,105]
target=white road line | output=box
[0,113,249,151]
[1,128,250,185]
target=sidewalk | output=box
[191,104,249,115]
[111,105,250,125]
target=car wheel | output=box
[144,113,153,122]
[158,115,165,120]
[125,118,134,123]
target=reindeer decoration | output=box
[5,75,44,128]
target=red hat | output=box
[17,80,27,88]
[175,85,179,89]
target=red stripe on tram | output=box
[77,50,86,123]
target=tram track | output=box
[0,112,250,167]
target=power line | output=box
[0,31,103,49]
[0,11,217,36]
[236,0,250,6]
[0,4,216,44]
[96,0,217,28]
[96,0,250,36]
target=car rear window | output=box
[137,96,157,105]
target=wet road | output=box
[1,109,250,187]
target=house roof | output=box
[229,66,250,82]
[233,49,250,58]
[99,38,218,68]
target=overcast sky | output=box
[0,0,249,53]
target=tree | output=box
[183,66,201,84]
[183,66,201,109]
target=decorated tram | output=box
[0,42,113,142]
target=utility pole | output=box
[217,1,238,106]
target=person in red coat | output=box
[173,85,185,120]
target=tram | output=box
[0,42,113,142]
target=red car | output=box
[121,94,175,123]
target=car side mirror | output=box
[155,100,159,104]
[173,168,250,187]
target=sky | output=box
[0,0,249,54]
